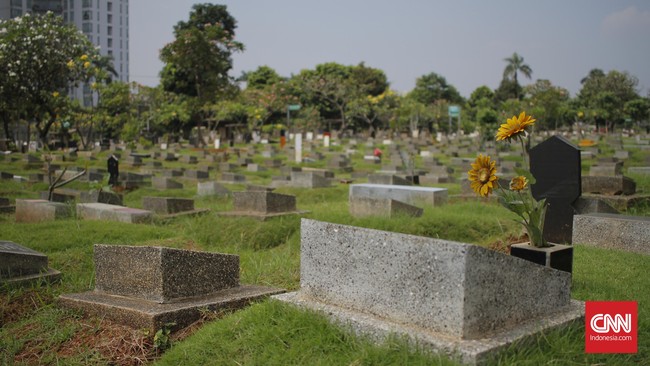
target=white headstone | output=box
[324,136,330,147]
[161,143,168,150]
[306,132,314,141]
[214,139,220,149]
[295,134,303,163]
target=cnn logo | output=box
[585,301,637,354]
[590,313,632,334]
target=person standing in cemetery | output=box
[107,155,119,187]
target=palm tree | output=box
[503,52,533,99]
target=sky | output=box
[129,0,650,99]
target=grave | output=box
[142,197,207,219]
[184,169,209,180]
[152,176,184,190]
[588,161,623,176]
[582,175,635,195]
[1,241,61,288]
[367,174,412,186]
[197,181,231,197]
[349,197,422,218]
[530,136,581,244]
[0,197,15,213]
[274,220,584,365]
[76,203,153,224]
[220,190,308,220]
[59,245,284,331]
[80,190,124,206]
[573,213,650,256]
[15,199,72,223]
[350,184,447,207]
[162,169,183,177]
[288,171,332,188]
[628,166,650,175]
[220,172,246,183]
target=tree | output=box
[349,62,389,96]
[502,52,533,99]
[159,4,243,145]
[0,12,100,145]
[240,65,282,90]
[577,69,639,131]
[524,79,570,130]
[409,72,464,105]
[346,90,398,133]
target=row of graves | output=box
[2,130,650,364]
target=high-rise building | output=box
[0,0,129,106]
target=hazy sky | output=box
[130,0,650,98]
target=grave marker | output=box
[59,245,283,331]
[1,241,61,288]
[530,136,581,244]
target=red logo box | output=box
[585,301,637,354]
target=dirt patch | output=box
[0,289,54,326]
[488,234,528,254]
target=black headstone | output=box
[530,135,581,244]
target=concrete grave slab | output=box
[367,174,412,186]
[59,245,284,331]
[220,191,308,220]
[349,197,422,218]
[1,241,61,289]
[15,199,72,223]
[582,175,635,195]
[152,176,184,190]
[573,213,650,255]
[76,203,153,224]
[197,181,231,197]
[274,219,584,365]
[350,184,447,207]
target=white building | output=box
[0,0,129,106]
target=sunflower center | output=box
[479,168,490,183]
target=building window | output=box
[107,38,113,48]
[107,2,112,11]
[69,0,74,8]
[69,11,74,21]
[87,35,93,43]
[82,0,91,8]
[83,10,92,20]
[97,23,100,33]
[10,0,21,6]
[108,50,113,56]
[63,12,68,21]
[107,13,112,23]
[10,9,22,17]
[82,22,92,33]
[107,26,112,36]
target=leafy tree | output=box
[347,90,399,133]
[241,81,298,131]
[524,79,570,130]
[502,52,533,99]
[159,4,243,145]
[409,72,464,105]
[240,65,283,90]
[349,62,389,96]
[0,12,100,145]
[394,97,435,136]
[577,69,639,131]
[624,98,650,124]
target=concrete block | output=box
[15,199,72,223]
[59,245,284,331]
[142,197,194,215]
[152,176,184,190]
[581,175,636,195]
[184,170,209,180]
[80,190,123,206]
[367,174,412,186]
[349,197,423,218]
[274,219,583,364]
[0,241,61,288]
[232,191,296,214]
[221,172,246,183]
[76,203,153,224]
[573,213,650,255]
[290,171,331,188]
[350,184,447,207]
[197,181,231,197]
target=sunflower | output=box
[496,111,536,141]
[468,154,498,197]
[509,176,528,191]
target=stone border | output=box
[274,293,584,365]
[218,210,310,221]
[60,285,284,332]
[2,268,62,290]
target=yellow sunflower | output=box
[509,176,528,191]
[468,154,498,197]
[496,111,536,141]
